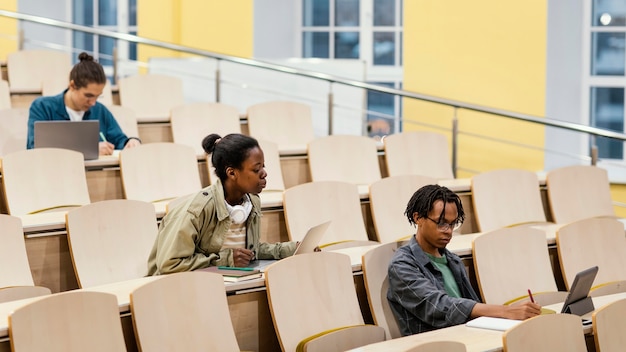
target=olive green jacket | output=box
[147,179,296,275]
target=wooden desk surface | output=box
[348,292,626,352]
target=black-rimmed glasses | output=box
[426,217,462,232]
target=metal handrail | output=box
[1,9,626,144]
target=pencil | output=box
[527,289,535,303]
[218,266,254,271]
[99,132,107,142]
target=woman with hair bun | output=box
[27,51,141,154]
[148,133,297,274]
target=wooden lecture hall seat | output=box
[0,214,52,303]
[308,134,382,196]
[368,174,437,243]
[361,241,405,340]
[65,199,158,288]
[265,252,385,352]
[119,142,202,214]
[247,100,315,153]
[0,107,28,156]
[472,226,566,306]
[8,291,127,352]
[130,271,240,352]
[383,131,455,180]
[118,73,184,123]
[502,314,587,352]
[471,168,551,232]
[6,49,71,94]
[556,217,626,296]
[171,102,242,156]
[283,181,376,248]
[1,148,91,216]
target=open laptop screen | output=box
[34,120,100,160]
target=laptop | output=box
[561,265,599,320]
[293,220,332,255]
[34,120,100,160]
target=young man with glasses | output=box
[387,184,540,335]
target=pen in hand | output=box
[99,132,107,142]
[527,289,535,303]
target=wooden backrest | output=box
[171,102,242,156]
[247,100,315,152]
[0,286,51,304]
[119,142,202,202]
[0,214,35,287]
[283,181,370,244]
[472,227,559,305]
[369,175,437,243]
[308,134,381,186]
[259,139,286,191]
[107,105,139,138]
[502,314,587,352]
[98,79,114,106]
[362,241,404,340]
[0,107,28,157]
[6,49,71,93]
[8,291,126,352]
[404,341,467,352]
[65,199,158,288]
[471,168,547,232]
[592,297,626,352]
[383,131,454,179]
[1,148,90,215]
[130,271,239,351]
[265,252,365,352]
[556,217,626,290]
[0,80,11,109]
[118,74,184,122]
[546,165,615,223]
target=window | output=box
[301,0,404,134]
[72,0,137,77]
[586,0,626,160]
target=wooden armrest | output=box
[296,324,385,352]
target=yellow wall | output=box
[0,2,19,59]
[137,0,253,64]
[403,1,547,178]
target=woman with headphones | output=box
[147,133,297,275]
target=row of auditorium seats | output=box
[0,139,619,245]
[3,208,625,351]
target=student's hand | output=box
[232,248,254,267]
[503,301,541,320]
[99,141,115,155]
[124,138,141,149]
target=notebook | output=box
[199,266,262,283]
[293,220,332,255]
[33,120,100,160]
[466,316,522,331]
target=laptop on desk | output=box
[293,220,331,255]
[34,120,100,160]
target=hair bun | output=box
[78,52,95,62]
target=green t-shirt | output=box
[426,252,462,298]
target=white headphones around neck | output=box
[225,195,252,224]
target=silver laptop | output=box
[293,220,332,255]
[34,120,100,160]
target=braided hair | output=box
[405,184,465,227]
